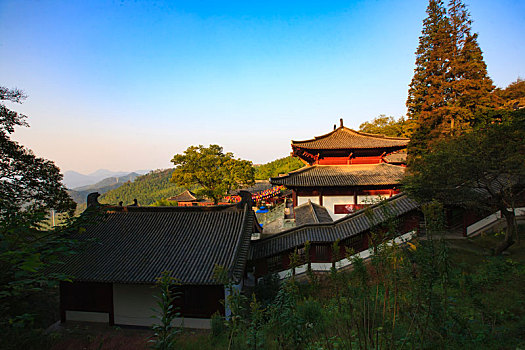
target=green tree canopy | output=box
[0,87,75,225]
[403,109,525,254]
[254,156,304,180]
[0,86,78,344]
[170,145,255,204]
[494,78,525,110]
[358,115,410,137]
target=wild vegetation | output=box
[196,213,525,350]
[254,156,305,180]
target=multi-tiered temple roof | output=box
[291,121,409,165]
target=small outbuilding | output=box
[56,192,260,329]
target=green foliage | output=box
[171,145,255,204]
[210,312,227,338]
[265,284,306,349]
[358,115,410,137]
[404,109,525,253]
[100,169,183,206]
[254,156,304,180]
[253,273,280,307]
[494,77,525,110]
[0,86,80,348]
[0,87,76,224]
[152,198,179,207]
[150,271,181,350]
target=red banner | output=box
[334,204,365,214]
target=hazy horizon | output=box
[1,0,523,174]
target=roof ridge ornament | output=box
[87,192,100,208]
[237,190,254,209]
[340,118,343,128]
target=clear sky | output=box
[1,0,523,174]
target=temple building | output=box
[270,119,409,219]
[56,192,260,329]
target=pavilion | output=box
[270,119,409,219]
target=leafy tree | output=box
[254,156,304,180]
[404,109,525,254]
[358,115,410,137]
[171,145,255,204]
[0,87,75,223]
[0,86,78,346]
[494,77,525,110]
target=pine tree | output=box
[406,0,454,161]
[447,0,495,130]
[407,0,495,161]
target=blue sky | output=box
[1,0,523,173]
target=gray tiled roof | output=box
[229,181,273,195]
[294,201,333,226]
[270,163,406,187]
[249,193,419,260]
[292,127,409,150]
[56,204,256,285]
[384,151,407,164]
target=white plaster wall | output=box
[113,283,159,327]
[297,196,319,206]
[321,195,355,220]
[66,311,109,323]
[467,207,525,236]
[113,284,211,329]
[357,195,382,205]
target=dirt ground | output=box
[50,322,154,350]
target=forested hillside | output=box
[100,169,184,206]
[254,156,304,180]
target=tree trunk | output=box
[494,208,517,255]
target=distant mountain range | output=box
[63,169,150,189]
[68,172,143,204]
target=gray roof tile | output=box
[270,163,406,187]
[294,201,333,226]
[249,193,419,260]
[56,204,256,285]
[292,127,409,150]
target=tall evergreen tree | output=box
[447,0,495,129]
[406,0,453,161]
[407,0,495,161]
